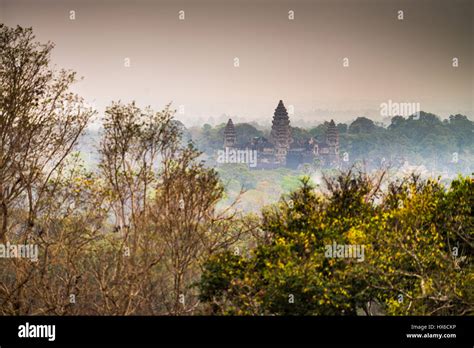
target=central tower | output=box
[326,119,340,165]
[223,118,236,149]
[270,100,292,165]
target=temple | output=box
[223,118,236,149]
[270,100,293,165]
[222,100,340,169]
[313,119,340,167]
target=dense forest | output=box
[0,25,472,316]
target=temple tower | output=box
[270,100,292,164]
[223,118,237,148]
[326,119,339,164]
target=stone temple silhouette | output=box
[223,100,340,169]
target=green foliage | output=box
[198,172,474,316]
[290,126,312,143]
[348,117,380,134]
[191,122,264,154]
[218,164,256,190]
[366,175,473,315]
[280,174,302,193]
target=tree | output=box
[199,170,384,315]
[365,175,473,315]
[0,25,94,242]
[151,143,243,314]
[99,101,179,235]
[348,117,378,134]
[198,170,473,316]
[0,25,93,315]
[96,101,244,315]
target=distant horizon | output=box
[177,106,473,128]
[83,106,472,131]
[2,0,472,126]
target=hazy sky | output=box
[1,0,473,125]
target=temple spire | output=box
[270,100,292,164]
[326,119,338,145]
[223,118,236,148]
[325,119,340,166]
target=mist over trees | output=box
[189,113,473,174]
[0,25,472,316]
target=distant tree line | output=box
[189,113,473,173]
